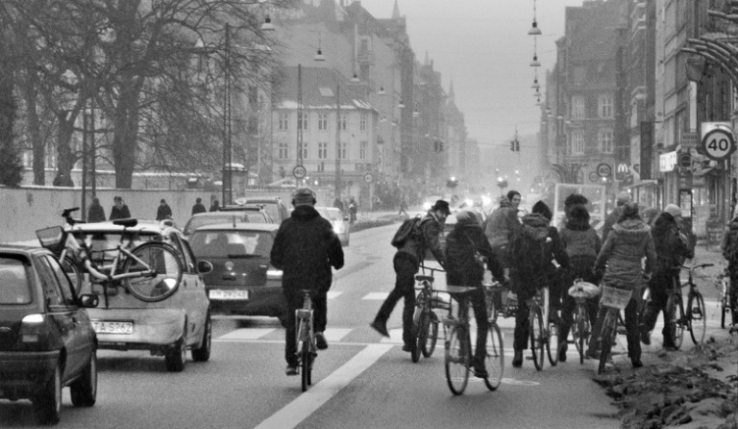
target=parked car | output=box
[0,245,99,424]
[316,206,350,246]
[187,223,286,325]
[70,220,213,372]
[230,197,291,223]
[182,210,273,237]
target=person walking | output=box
[270,188,344,376]
[445,210,506,377]
[558,203,601,362]
[587,202,655,368]
[156,199,173,221]
[370,200,449,352]
[640,204,693,348]
[191,197,207,215]
[484,195,519,269]
[348,197,358,223]
[721,207,738,327]
[398,197,409,217]
[333,196,345,214]
[109,196,131,220]
[87,197,106,222]
[209,199,220,212]
[602,191,631,243]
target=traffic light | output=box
[510,139,520,152]
[510,141,515,152]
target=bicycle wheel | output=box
[411,309,425,363]
[122,242,183,302]
[445,326,469,395]
[529,306,545,371]
[665,294,685,350]
[546,322,559,366]
[422,311,439,358]
[301,339,310,392]
[598,314,614,375]
[575,305,590,365]
[62,255,83,294]
[484,323,504,391]
[486,288,498,324]
[688,292,707,345]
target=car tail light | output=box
[267,268,283,280]
[18,314,47,345]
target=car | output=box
[230,196,291,223]
[69,220,213,372]
[217,203,275,223]
[316,206,350,246]
[182,210,272,237]
[0,245,99,424]
[187,223,286,325]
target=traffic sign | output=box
[292,165,306,179]
[596,163,612,178]
[588,172,599,183]
[363,173,374,183]
[678,152,691,168]
[701,126,736,160]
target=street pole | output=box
[81,108,88,221]
[297,64,303,189]
[222,23,232,206]
[335,84,341,199]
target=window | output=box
[599,95,613,118]
[318,113,328,131]
[318,142,328,159]
[278,114,289,131]
[43,255,76,304]
[299,142,308,160]
[572,96,585,119]
[298,112,308,130]
[571,130,585,155]
[340,115,347,131]
[360,141,368,159]
[36,257,66,307]
[360,114,367,131]
[278,142,289,159]
[599,128,614,153]
[339,142,347,160]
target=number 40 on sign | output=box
[701,125,736,161]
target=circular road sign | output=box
[678,152,691,168]
[596,163,612,178]
[588,172,599,183]
[702,127,737,160]
[292,165,307,179]
[363,173,374,183]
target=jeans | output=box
[640,270,678,346]
[589,293,641,360]
[513,289,535,351]
[375,252,419,345]
[284,290,328,366]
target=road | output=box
[1,221,728,429]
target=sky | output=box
[361,0,587,149]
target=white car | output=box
[316,206,350,246]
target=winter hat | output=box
[532,200,553,221]
[454,210,479,227]
[292,188,316,206]
[564,193,589,209]
[616,191,631,206]
[621,202,640,219]
[664,204,682,218]
[431,200,451,215]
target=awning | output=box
[625,179,660,190]
[693,167,715,177]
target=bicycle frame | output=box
[296,292,315,346]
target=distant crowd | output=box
[86,196,221,223]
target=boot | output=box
[512,350,523,368]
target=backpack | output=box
[391,215,422,248]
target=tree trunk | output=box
[55,110,76,186]
[112,79,143,189]
[22,76,46,185]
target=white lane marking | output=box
[379,328,404,344]
[327,291,343,300]
[253,344,392,429]
[217,328,275,340]
[362,292,389,300]
[323,328,352,341]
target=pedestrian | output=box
[191,197,207,215]
[156,199,173,221]
[602,191,632,243]
[370,200,449,353]
[398,197,409,217]
[721,206,738,327]
[270,188,344,376]
[640,204,693,348]
[87,197,106,222]
[507,190,521,211]
[109,196,131,220]
[348,197,358,223]
[445,210,506,377]
[558,203,601,362]
[484,195,519,269]
[587,202,655,368]
[333,196,345,213]
[209,198,220,212]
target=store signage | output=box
[659,151,677,172]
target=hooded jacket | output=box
[560,205,601,260]
[509,213,551,295]
[484,200,519,249]
[596,218,655,289]
[445,212,504,287]
[270,205,344,293]
[396,211,446,266]
[651,212,690,274]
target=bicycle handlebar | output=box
[61,207,83,226]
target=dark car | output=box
[230,197,291,223]
[188,223,286,325]
[0,245,99,424]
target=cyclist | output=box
[371,200,449,352]
[720,207,738,327]
[640,204,692,348]
[558,203,601,362]
[484,195,519,269]
[270,188,344,376]
[445,210,506,377]
[587,202,655,368]
[602,191,631,244]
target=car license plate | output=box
[91,321,133,335]
[209,289,249,300]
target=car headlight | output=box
[267,269,283,280]
[423,202,432,210]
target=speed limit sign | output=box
[701,126,736,160]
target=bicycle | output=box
[716,269,736,329]
[564,280,599,364]
[442,285,503,395]
[36,212,184,303]
[295,289,317,392]
[35,208,86,293]
[411,266,447,363]
[526,287,559,371]
[595,285,633,375]
[665,263,711,348]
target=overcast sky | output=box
[361,0,587,149]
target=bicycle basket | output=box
[569,281,599,299]
[35,226,67,254]
[600,286,632,310]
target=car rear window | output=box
[189,230,274,258]
[245,213,268,223]
[185,214,245,235]
[250,203,280,222]
[0,257,32,305]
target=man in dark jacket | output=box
[602,192,631,244]
[445,210,506,377]
[109,196,131,220]
[640,204,692,348]
[156,199,173,221]
[87,197,106,222]
[484,196,519,268]
[191,197,207,215]
[270,188,344,376]
[370,200,449,353]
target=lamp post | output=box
[222,23,233,206]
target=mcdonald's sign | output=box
[615,163,629,181]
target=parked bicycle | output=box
[36,209,184,303]
[563,280,599,364]
[442,285,503,395]
[34,208,85,293]
[295,289,318,392]
[716,269,736,329]
[411,266,447,363]
[594,285,633,374]
[665,263,711,348]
